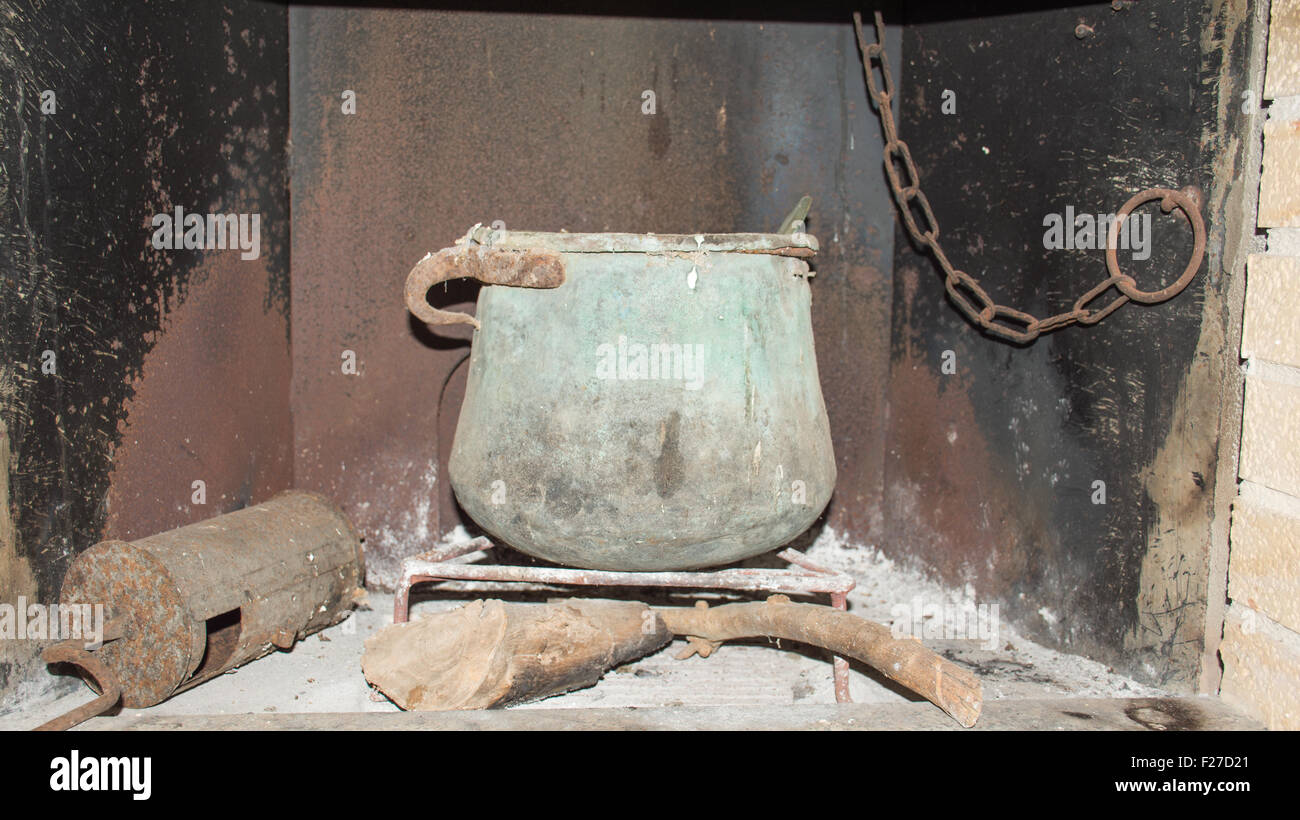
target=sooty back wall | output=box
[0,0,290,705]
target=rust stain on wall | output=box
[815,258,891,542]
[883,264,1053,595]
[104,251,293,541]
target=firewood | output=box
[362,599,671,710]
[656,597,983,727]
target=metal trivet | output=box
[393,537,858,702]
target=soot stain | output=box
[1124,699,1201,731]
[654,411,683,498]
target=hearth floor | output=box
[3,527,1173,730]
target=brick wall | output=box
[1220,0,1300,731]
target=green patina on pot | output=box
[405,226,835,571]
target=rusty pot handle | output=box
[405,244,566,330]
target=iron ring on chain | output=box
[1105,186,1206,305]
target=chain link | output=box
[854,11,1208,344]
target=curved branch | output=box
[656,598,982,727]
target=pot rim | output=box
[460,224,819,256]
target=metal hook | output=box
[33,633,125,732]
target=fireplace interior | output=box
[1,0,1294,731]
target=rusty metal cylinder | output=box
[58,491,363,707]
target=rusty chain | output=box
[853,12,1208,344]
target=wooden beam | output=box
[81,696,1261,732]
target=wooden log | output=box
[656,597,983,727]
[362,599,671,710]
